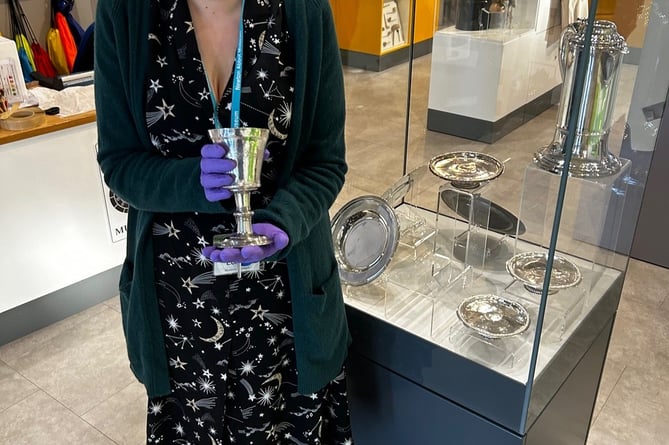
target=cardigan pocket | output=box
[118,258,133,305]
[309,261,339,299]
[296,262,348,366]
[117,259,142,377]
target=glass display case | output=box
[427,0,563,142]
[334,0,668,443]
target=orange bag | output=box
[54,12,77,72]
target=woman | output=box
[94,0,353,443]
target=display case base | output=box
[427,86,560,143]
[347,314,613,445]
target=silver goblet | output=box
[208,127,271,249]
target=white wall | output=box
[0,123,125,313]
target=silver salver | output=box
[331,195,400,286]
[506,251,582,293]
[457,294,530,339]
[429,151,504,189]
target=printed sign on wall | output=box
[95,144,128,242]
[101,181,129,243]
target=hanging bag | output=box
[54,12,78,72]
[47,3,70,76]
[7,0,35,80]
[72,22,95,73]
[10,0,57,78]
[52,0,85,47]
[47,28,70,76]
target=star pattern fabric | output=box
[145,0,294,210]
[148,219,353,444]
[143,1,353,443]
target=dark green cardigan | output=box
[94,0,350,397]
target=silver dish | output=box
[429,151,504,189]
[506,252,582,293]
[457,294,530,339]
[331,195,400,286]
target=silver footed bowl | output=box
[457,294,530,339]
[429,151,504,189]
[506,251,582,293]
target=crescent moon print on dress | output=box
[199,316,226,343]
[144,1,353,444]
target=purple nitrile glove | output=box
[203,223,289,264]
[200,143,236,202]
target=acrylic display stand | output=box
[516,162,631,282]
[507,160,632,339]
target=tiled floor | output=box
[1,259,667,444]
[1,55,668,444]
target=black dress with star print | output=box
[144,1,353,444]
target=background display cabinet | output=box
[335,1,669,443]
[427,0,563,142]
[330,0,438,71]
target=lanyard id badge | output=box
[206,0,246,129]
[205,1,252,278]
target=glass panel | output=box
[402,1,567,400]
[525,0,668,431]
[336,0,666,437]
[397,0,666,436]
[329,0,414,216]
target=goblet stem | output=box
[233,191,254,236]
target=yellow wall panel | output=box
[330,0,438,56]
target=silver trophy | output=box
[534,20,628,178]
[208,127,270,249]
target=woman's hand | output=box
[203,223,289,264]
[200,143,236,201]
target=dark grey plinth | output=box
[427,86,561,143]
[347,314,614,445]
[347,353,523,445]
[345,272,622,443]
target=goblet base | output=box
[213,233,271,249]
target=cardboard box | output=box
[0,37,29,104]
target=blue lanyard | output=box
[206,0,245,129]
